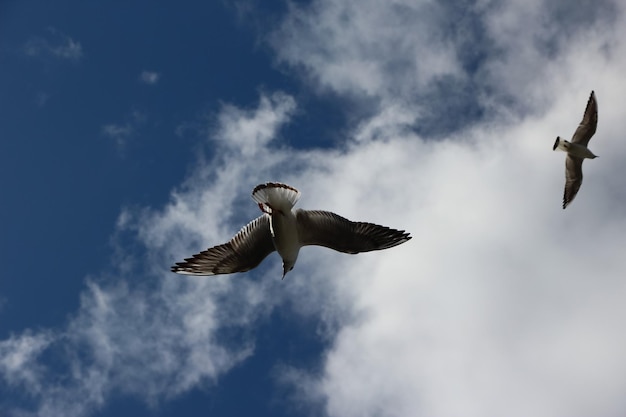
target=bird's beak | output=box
[282,265,290,280]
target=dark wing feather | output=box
[171,215,275,275]
[295,209,411,254]
[571,90,598,146]
[563,155,584,209]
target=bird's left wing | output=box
[563,155,584,209]
[171,215,275,275]
[295,209,411,254]
[571,90,598,146]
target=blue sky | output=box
[2,1,626,416]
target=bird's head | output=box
[282,261,295,280]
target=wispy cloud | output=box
[101,123,133,151]
[2,1,626,417]
[101,110,147,154]
[25,28,83,61]
[0,92,300,417]
[269,0,620,136]
[139,71,160,85]
[0,331,53,392]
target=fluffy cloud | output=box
[3,1,626,417]
[265,1,626,416]
[281,104,626,417]
[270,0,621,135]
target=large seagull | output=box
[172,182,412,278]
[553,90,598,209]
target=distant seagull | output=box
[172,182,412,278]
[553,90,598,209]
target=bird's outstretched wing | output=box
[295,209,411,254]
[563,155,584,209]
[172,215,275,275]
[571,90,598,146]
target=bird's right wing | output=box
[563,155,584,209]
[171,215,275,275]
[571,90,598,146]
[295,209,411,254]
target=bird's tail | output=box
[252,182,301,213]
[553,136,568,151]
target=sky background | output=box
[1,1,626,416]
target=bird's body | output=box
[172,182,411,278]
[252,183,302,275]
[553,90,598,209]
[553,140,597,159]
[269,209,300,272]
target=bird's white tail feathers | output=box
[252,182,301,213]
[553,137,569,152]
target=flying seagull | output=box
[171,182,411,278]
[553,90,598,209]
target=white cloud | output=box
[269,0,622,136]
[264,1,626,417]
[101,123,133,151]
[0,331,53,392]
[25,28,83,61]
[213,92,296,157]
[101,110,147,154]
[0,92,303,417]
[281,109,626,417]
[3,1,626,417]
[139,71,160,84]
[101,123,133,139]
[270,0,460,98]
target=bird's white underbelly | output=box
[270,212,300,261]
[567,143,596,159]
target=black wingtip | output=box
[553,137,560,151]
[387,230,412,249]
